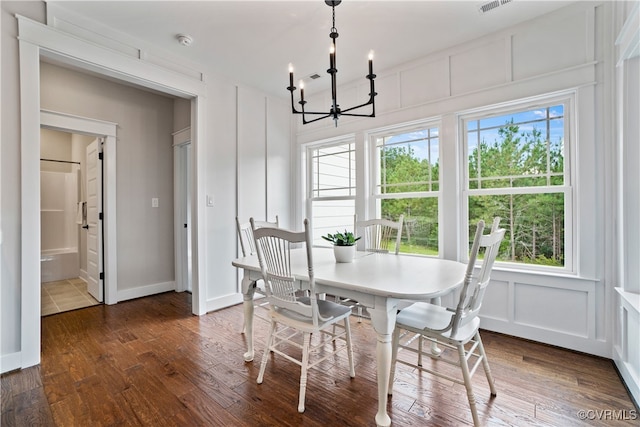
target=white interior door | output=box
[86,138,103,302]
[185,143,192,292]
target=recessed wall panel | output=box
[400,58,449,107]
[237,86,267,220]
[512,9,588,80]
[450,39,507,95]
[481,279,509,321]
[514,283,589,337]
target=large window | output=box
[372,124,440,255]
[463,99,571,269]
[308,140,356,246]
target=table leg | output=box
[241,273,256,362]
[430,296,442,355]
[368,301,398,427]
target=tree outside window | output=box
[465,104,567,267]
[375,126,440,255]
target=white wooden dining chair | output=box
[236,216,278,333]
[356,214,404,254]
[236,216,279,258]
[251,218,355,413]
[336,214,405,321]
[389,217,505,427]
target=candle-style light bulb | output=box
[329,45,336,71]
[299,80,305,102]
[288,63,294,88]
[368,50,374,75]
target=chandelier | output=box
[287,0,377,126]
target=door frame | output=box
[173,127,191,293]
[40,110,117,305]
[18,15,208,369]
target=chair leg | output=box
[298,332,311,413]
[476,332,497,396]
[388,327,401,394]
[344,318,356,378]
[457,343,480,427]
[356,305,363,322]
[257,320,276,385]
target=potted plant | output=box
[322,230,361,263]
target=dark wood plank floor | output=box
[1,292,637,426]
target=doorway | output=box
[18,18,206,371]
[40,128,102,316]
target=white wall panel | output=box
[481,279,510,322]
[266,97,291,228]
[400,58,449,107]
[450,39,507,95]
[206,79,240,305]
[237,86,267,221]
[514,283,589,337]
[512,8,589,80]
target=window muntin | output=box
[377,128,439,194]
[311,143,355,198]
[308,141,356,246]
[373,125,440,255]
[464,101,569,269]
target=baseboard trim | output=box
[117,281,175,302]
[206,293,243,313]
[0,352,22,374]
[615,354,640,409]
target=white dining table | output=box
[232,247,467,427]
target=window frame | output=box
[305,135,357,246]
[458,92,576,273]
[368,119,442,256]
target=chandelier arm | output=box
[340,99,375,114]
[289,92,302,114]
[302,113,333,125]
[295,110,334,116]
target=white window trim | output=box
[304,135,357,243]
[458,91,577,274]
[367,119,442,256]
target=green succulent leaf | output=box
[321,230,361,246]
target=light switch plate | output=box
[152,198,159,208]
[206,195,214,207]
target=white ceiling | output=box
[48,0,579,98]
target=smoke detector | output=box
[176,34,193,47]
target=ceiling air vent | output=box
[309,74,321,80]
[478,0,512,14]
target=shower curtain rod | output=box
[40,158,80,165]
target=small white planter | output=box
[333,245,355,263]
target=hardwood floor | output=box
[2,292,637,426]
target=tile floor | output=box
[41,277,100,316]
